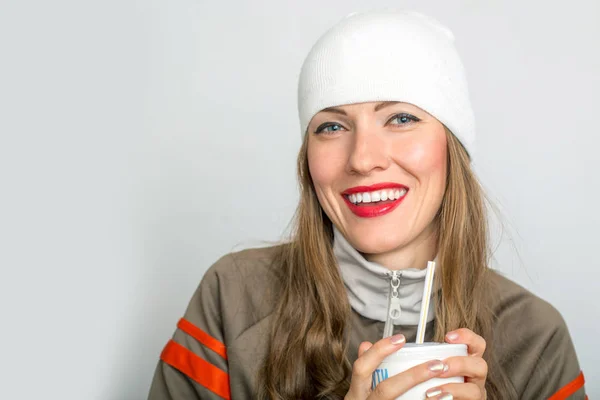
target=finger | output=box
[358,341,373,358]
[425,382,484,400]
[371,359,449,399]
[352,334,406,380]
[347,334,406,397]
[439,356,488,385]
[445,328,486,357]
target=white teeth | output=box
[347,188,408,204]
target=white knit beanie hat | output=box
[297,10,476,158]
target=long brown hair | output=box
[257,128,516,399]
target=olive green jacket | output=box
[147,245,586,399]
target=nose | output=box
[346,125,390,175]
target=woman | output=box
[148,10,586,399]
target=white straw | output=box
[416,261,436,344]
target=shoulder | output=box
[187,243,287,341]
[203,243,284,283]
[486,270,584,398]
[151,245,287,398]
[199,242,286,298]
[487,270,565,327]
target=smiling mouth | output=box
[344,188,408,205]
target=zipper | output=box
[382,270,402,338]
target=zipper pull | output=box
[383,271,402,338]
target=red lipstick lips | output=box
[341,182,408,218]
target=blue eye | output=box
[314,123,345,134]
[389,113,420,126]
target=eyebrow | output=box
[320,101,401,115]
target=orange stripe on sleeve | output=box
[178,318,227,360]
[161,339,231,400]
[548,371,585,400]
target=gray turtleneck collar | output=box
[332,227,436,326]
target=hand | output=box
[345,334,453,400]
[424,328,488,400]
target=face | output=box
[307,101,447,258]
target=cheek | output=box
[392,131,447,179]
[307,143,346,189]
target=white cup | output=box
[371,342,468,400]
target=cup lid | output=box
[381,342,468,363]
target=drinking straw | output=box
[416,261,436,344]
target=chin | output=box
[346,228,409,255]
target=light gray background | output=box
[1,0,598,398]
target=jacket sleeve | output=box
[495,287,586,400]
[519,311,586,400]
[148,256,231,400]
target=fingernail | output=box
[439,394,453,400]
[446,332,459,341]
[425,388,442,398]
[428,360,447,372]
[390,334,405,344]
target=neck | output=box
[362,222,439,270]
